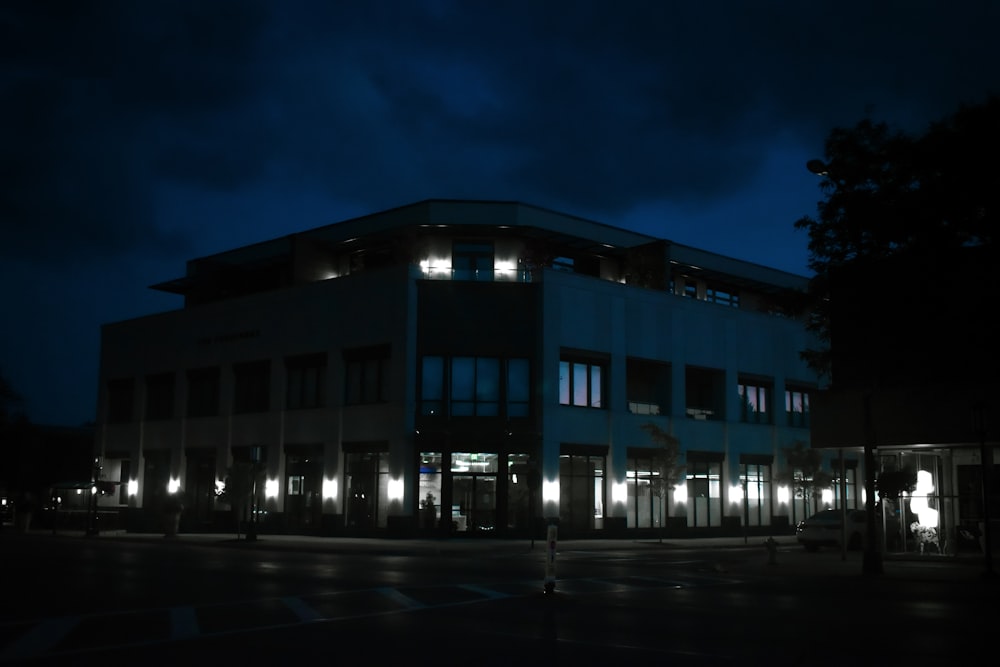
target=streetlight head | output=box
[806,159,830,176]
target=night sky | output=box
[3,1,999,427]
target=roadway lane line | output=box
[0,616,78,662]
[169,606,199,640]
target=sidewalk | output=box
[19,527,996,582]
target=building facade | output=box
[95,200,832,538]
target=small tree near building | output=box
[775,441,833,524]
[640,422,684,542]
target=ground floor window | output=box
[686,455,722,528]
[559,453,605,532]
[418,452,443,530]
[451,452,498,532]
[345,450,389,529]
[626,452,665,529]
[506,454,534,531]
[737,460,771,527]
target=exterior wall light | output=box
[673,483,688,504]
[322,478,338,501]
[168,478,180,494]
[127,480,138,496]
[265,478,279,499]
[388,477,404,502]
[777,485,791,504]
[611,481,627,505]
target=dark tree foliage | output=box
[794,96,1000,380]
[773,441,833,503]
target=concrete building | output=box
[95,200,827,538]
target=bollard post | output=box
[544,523,557,593]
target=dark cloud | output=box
[3,1,1000,424]
[4,1,999,267]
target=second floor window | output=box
[738,380,771,424]
[452,241,494,281]
[345,345,390,405]
[107,378,134,423]
[559,358,604,408]
[233,360,270,413]
[786,387,811,428]
[187,367,220,418]
[420,355,530,418]
[145,373,175,420]
[286,353,326,409]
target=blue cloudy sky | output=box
[2,1,999,426]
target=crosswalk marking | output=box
[282,597,322,622]
[0,616,78,662]
[169,606,199,640]
[459,584,510,599]
[376,587,426,610]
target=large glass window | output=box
[233,360,270,414]
[420,356,445,416]
[785,387,811,428]
[559,358,605,408]
[506,454,534,531]
[626,358,670,415]
[286,353,326,410]
[451,452,498,532]
[738,379,772,424]
[559,453,605,531]
[626,452,665,529]
[738,459,772,527]
[344,345,390,405]
[145,373,174,420]
[685,366,722,420]
[107,378,134,423]
[418,452,443,531]
[685,456,722,528]
[452,241,494,281]
[420,355,530,418]
[187,367,220,418]
[451,357,500,416]
[506,358,531,417]
[345,449,389,529]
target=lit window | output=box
[559,358,605,408]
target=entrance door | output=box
[450,452,498,533]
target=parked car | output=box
[796,508,867,551]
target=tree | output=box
[794,96,1000,380]
[640,422,684,543]
[774,441,833,523]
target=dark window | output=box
[685,366,723,420]
[420,356,445,416]
[187,367,220,418]
[344,345,390,405]
[233,360,270,413]
[107,378,134,423]
[706,285,740,308]
[452,241,494,281]
[626,358,670,415]
[286,353,326,409]
[145,373,175,420]
[506,358,531,417]
[451,356,500,416]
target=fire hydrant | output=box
[764,536,778,565]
